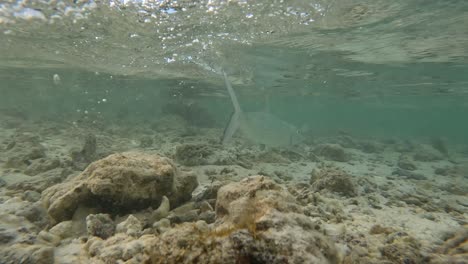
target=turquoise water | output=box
[0,1,467,263]
[1,0,468,143]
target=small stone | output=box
[310,167,357,197]
[49,221,73,239]
[0,245,54,264]
[194,220,209,233]
[4,133,46,169]
[22,190,41,202]
[198,211,215,224]
[175,143,215,166]
[86,214,115,239]
[193,181,225,201]
[314,144,349,162]
[153,218,171,234]
[37,230,61,246]
[116,215,142,237]
[15,203,47,225]
[0,178,6,187]
[0,228,16,244]
[199,201,214,213]
[167,209,199,224]
[30,246,54,264]
[392,168,427,180]
[369,224,395,235]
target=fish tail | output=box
[221,71,242,145]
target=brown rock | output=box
[41,152,198,224]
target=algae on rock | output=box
[41,152,198,224]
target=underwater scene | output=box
[0,0,467,263]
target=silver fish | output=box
[221,71,303,147]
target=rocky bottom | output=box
[0,114,467,263]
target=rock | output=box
[369,224,396,235]
[310,166,357,197]
[86,213,115,239]
[22,190,41,202]
[0,177,6,187]
[8,168,74,193]
[15,202,48,226]
[153,218,171,234]
[85,176,339,264]
[359,140,383,153]
[256,149,291,163]
[41,152,198,224]
[314,144,349,162]
[175,143,215,166]
[0,228,16,244]
[174,143,251,168]
[392,168,427,180]
[116,215,142,237]
[199,201,213,213]
[167,209,199,224]
[0,211,38,245]
[413,145,443,162]
[198,211,215,224]
[394,139,415,153]
[4,133,45,169]
[434,167,450,176]
[0,245,54,264]
[85,233,154,263]
[170,176,339,263]
[24,158,60,176]
[398,155,417,171]
[37,230,61,246]
[380,232,423,264]
[171,170,199,207]
[192,181,225,202]
[429,225,468,263]
[49,220,74,239]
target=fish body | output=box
[221,71,303,147]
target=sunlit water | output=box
[1,0,467,143]
[0,1,467,263]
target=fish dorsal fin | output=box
[221,71,243,145]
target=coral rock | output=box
[116,215,143,237]
[314,144,349,162]
[310,167,357,197]
[86,213,115,239]
[41,152,198,224]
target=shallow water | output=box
[1,0,468,140]
[0,1,467,263]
